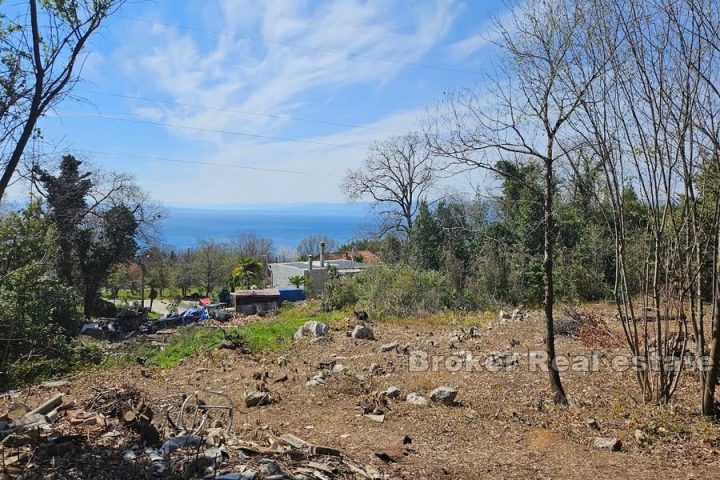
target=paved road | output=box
[107,298,195,316]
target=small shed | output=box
[230,288,280,315]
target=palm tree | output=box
[288,275,305,288]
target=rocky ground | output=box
[3,306,720,479]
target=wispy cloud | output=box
[116,0,457,141]
[446,3,519,61]
[447,29,498,60]
[137,106,427,205]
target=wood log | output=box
[28,394,63,416]
[123,410,136,423]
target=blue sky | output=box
[21,0,507,206]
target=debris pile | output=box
[577,315,624,348]
[498,309,525,325]
[1,386,385,479]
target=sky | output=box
[13,0,507,207]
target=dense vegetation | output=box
[0,155,149,387]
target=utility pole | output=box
[139,252,149,310]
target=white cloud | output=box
[116,1,456,140]
[101,1,489,205]
[137,106,427,205]
[446,2,520,60]
[447,30,496,60]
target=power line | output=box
[56,111,356,147]
[76,89,393,133]
[71,149,343,178]
[117,15,484,77]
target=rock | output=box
[351,324,375,340]
[306,372,327,386]
[319,359,336,369]
[276,356,288,366]
[294,321,329,340]
[634,429,648,444]
[258,459,281,476]
[385,386,401,399]
[499,310,512,323]
[468,325,480,338]
[279,433,312,449]
[332,363,347,374]
[219,340,237,350]
[429,386,458,406]
[273,374,288,383]
[185,446,223,474]
[486,351,519,370]
[586,418,600,430]
[368,363,383,375]
[593,437,621,451]
[380,342,398,352]
[160,435,202,455]
[511,308,524,321]
[39,380,69,389]
[217,472,257,480]
[244,391,272,408]
[364,413,385,423]
[406,393,428,406]
[215,474,243,480]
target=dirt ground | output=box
[5,308,720,479]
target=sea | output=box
[157,203,376,251]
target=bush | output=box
[321,276,358,311]
[354,265,451,317]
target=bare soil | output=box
[5,307,720,479]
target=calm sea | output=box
[158,203,375,251]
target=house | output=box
[268,243,368,295]
[323,249,380,264]
[230,288,280,314]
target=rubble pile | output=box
[1,386,385,479]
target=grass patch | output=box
[150,327,223,368]
[237,305,346,352]
[102,301,349,370]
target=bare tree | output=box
[678,0,720,415]
[296,235,338,258]
[0,0,125,201]
[192,240,232,297]
[570,0,720,410]
[343,132,435,235]
[232,232,274,260]
[428,0,604,405]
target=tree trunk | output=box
[0,0,43,202]
[702,231,720,415]
[543,156,568,405]
[83,287,95,319]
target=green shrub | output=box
[354,265,451,317]
[321,276,358,311]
